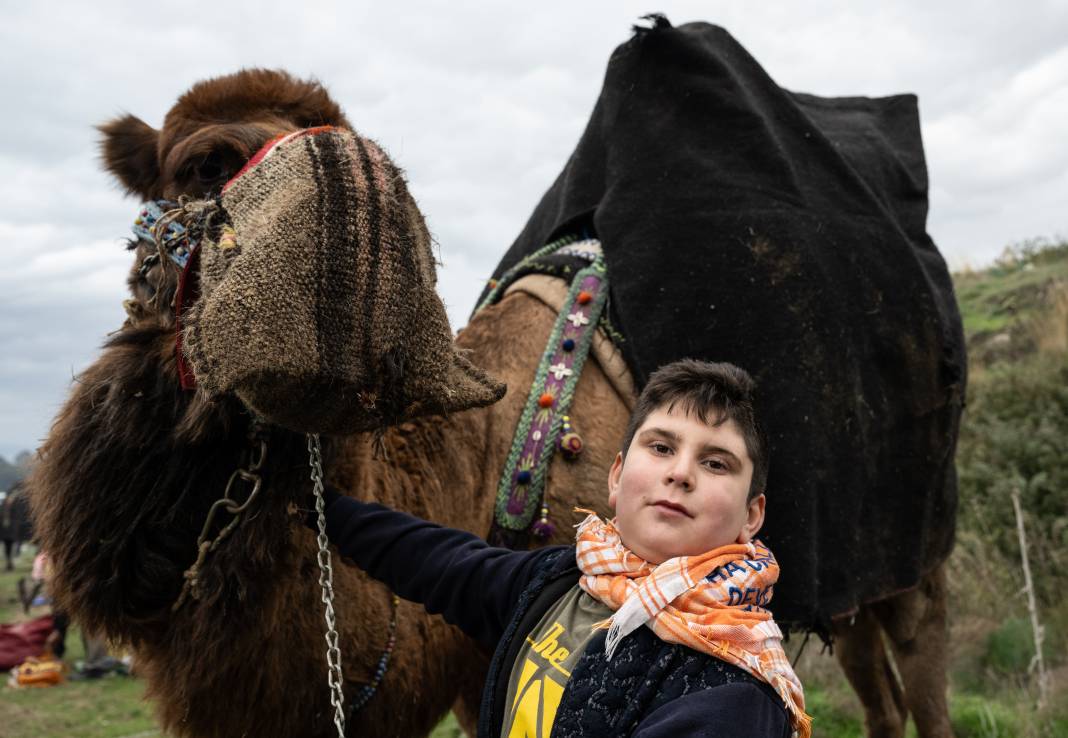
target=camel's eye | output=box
[171,146,246,198]
[195,151,227,184]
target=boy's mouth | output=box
[651,500,692,517]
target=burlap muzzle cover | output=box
[183,127,505,434]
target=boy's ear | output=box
[98,114,162,200]
[737,493,766,544]
[606,452,624,511]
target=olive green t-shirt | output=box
[500,585,614,738]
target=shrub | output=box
[950,695,1019,738]
[983,617,1049,675]
[956,353,1068,608]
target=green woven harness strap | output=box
[476,233,582,312]
[483,241,609,548]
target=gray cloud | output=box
[2,0,1065,458]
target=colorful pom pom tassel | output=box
[558,415,584,459]
[532,505,556,538]
[559,432,584,459]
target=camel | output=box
[28,69,953,738]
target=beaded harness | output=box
[477,235,613,548]
[132,199,197,269]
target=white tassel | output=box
[602,554,695,660]
[604,620,624,660]
[602,588,653,660]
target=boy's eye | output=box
[650,442,672,455]
[703,458,728,471]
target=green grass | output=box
[1,546,160,738]
[954,239,1068,344]
[0,545,34,625]
[0,547,463,738]
[428,713,464,738]
[802,685,865,738]
[3,677,159,738]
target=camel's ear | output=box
[98,114,161,200]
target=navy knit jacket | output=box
[317,492,791,738]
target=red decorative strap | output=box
[174,244,201,391]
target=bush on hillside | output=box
[983,617,1056,675]
[956,353,1068,609]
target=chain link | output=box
[173,433,267,612]
[309,432,347,738]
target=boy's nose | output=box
[667,474,693,491]
[665,459,695,491]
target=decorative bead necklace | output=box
[347,593,401,718]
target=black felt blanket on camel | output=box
[479,17,966,632]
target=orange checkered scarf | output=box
[575,511,811,738]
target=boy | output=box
[313,360,808,737]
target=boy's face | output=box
[607,405,765,564]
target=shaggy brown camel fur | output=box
[29,69,951,738]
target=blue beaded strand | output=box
[347,593,401,717]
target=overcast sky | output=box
[1,0,1066,460]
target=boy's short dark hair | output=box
[621,360,768,500]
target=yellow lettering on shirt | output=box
[508,657,564,738]
[513,659,538,710]
[540,673,564,732]
[507,620,578,737]
[525,621,571,677]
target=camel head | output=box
[99,68,351,201]
[26,72,358,646]
[99,69,351,380]
[100,71,503,436]
[32,76,504,612]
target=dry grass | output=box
[1029,282,1068,355]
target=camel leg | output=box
[871,564,953,738]
[833,606,908,738]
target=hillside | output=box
[954,238,1068,363]
[792,240,1068,737]
[946,238,1068,734]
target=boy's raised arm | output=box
[310,488,564,650]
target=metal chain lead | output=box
[309,432,347,738]
[173,428,267,612]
